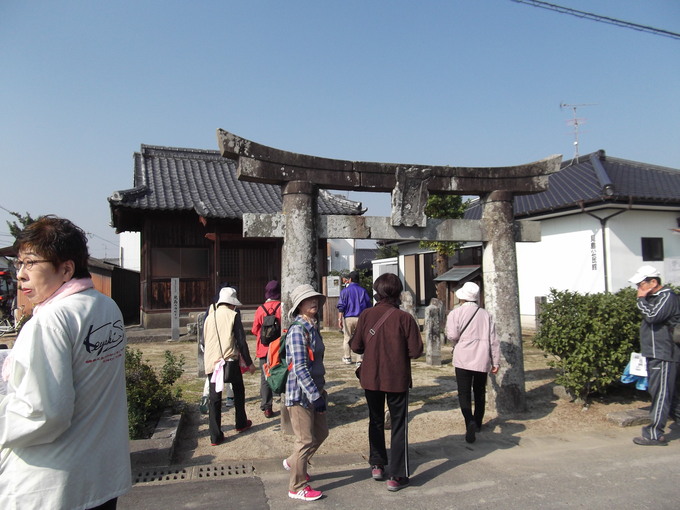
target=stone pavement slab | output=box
[120,426,680,510]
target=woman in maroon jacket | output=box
[350,273,423,492]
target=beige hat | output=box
[628,265,661,285]
[289,284,326,319]
[455,282,480,302]
[217,287,242,306]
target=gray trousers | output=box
[259,357,273,411]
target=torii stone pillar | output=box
[481,191,525,413]
[280,181,319,318]
[217,129,561,413]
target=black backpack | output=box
[260,303,281,346]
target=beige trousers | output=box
[342,316,362,361]
[286,403,329,491]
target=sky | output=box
[1,0,679,259]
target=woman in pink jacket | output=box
[445,282,500,444]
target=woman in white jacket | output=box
[445,282,500,444]
[0,216,131,510]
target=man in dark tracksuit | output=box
[628,265,680,446]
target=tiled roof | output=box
[109,145,365,218]
[465,150,680,220]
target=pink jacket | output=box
[445,303,500,372]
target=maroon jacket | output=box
[350,302,423,393]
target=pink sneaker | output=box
[371,465,385,481]
[288,485,323,501]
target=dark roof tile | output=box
[465,150,680,219]
[110,145,365,218]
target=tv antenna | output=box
[560,102,596,161]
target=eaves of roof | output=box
[434,265,481,283]
[464,150,680,220]
[109,145,365,219]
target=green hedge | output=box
[125,348,185,439]
[533,287,641,401]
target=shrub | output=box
[533,287,641,401]
[125,348,185,439]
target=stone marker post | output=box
[401,290,418,325]
[196,312,206,378]
[425,298,443,366]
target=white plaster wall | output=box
[119,231,141,271]
[518,208,680,317]
[517,214,604,316]
[605,209,680,288]
[328,239,355,272]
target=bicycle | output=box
[0,317,16,337]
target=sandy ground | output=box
[134,329,650,466]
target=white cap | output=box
[628,265,661,285]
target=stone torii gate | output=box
[217,129,561,413]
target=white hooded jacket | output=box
[0,288,131,510]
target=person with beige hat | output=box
[283,284,329,501]
[203,287,256,446]
[445,281,500,444]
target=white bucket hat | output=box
[289,284,326,319]
[455,282,480,302]
[217,287,242,306]
[628,265,661,285]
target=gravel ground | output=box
[128,329,649,466]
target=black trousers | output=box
[365,389,410,479]
[207,361,248,443]
[643,358,680,440]
[455,367,488,428]
[88,498,117,510]
[259,357,273,411]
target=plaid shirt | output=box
[284,316,325,408]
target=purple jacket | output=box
[337,282,372,318]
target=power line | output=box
[511,0,680,41]
[86,232,118,247]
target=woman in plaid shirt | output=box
[283,284,328,501]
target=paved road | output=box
[120,424,680,510]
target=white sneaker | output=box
[342,357,352,365]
